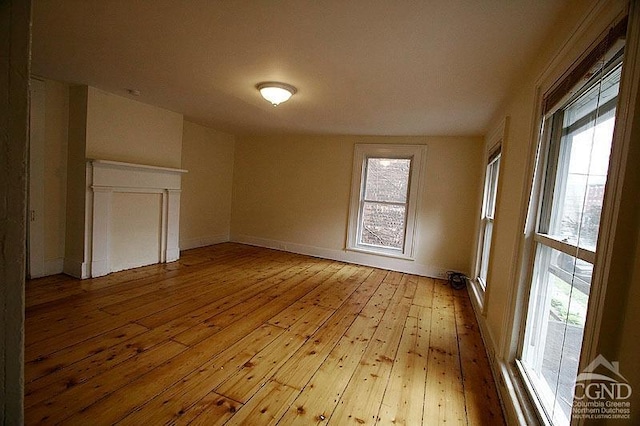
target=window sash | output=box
[356,155,412,251]
[478,217,494,286]
[477,151,501,288]
[518,47,623,426]
[484,154,500,220]
[346,144,425,259]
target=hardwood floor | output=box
[25,243,504,425]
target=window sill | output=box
[468,277,486,314]
[346,246,415,261]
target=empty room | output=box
[3,0,640,425]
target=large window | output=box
[517,46,623,426]
[347,144,425,258]
[477,148,501,289]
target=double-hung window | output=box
[517,36,624,426]
[477,148,501,289]
[347,144,425,259]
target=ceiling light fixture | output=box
[256,81,297,106]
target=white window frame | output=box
[347,144,425,259]
[515,45,624,426]
[470,118,507,311]
[477,148,501,288]
[487,9,638,426]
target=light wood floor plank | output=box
[377,307,431,425]
[224,380,300,426]
[424,281,467,425]
[24,243,504,425]
[25,322,149,382]
[115,323,281,426]
[277,277,398,425]
[26,340,188,425]
[272,268,385,391]
[173,391,242,426]
[453,289,505,426]
[216,305,334,403]
[329,273,413,425]
[25,325,170,408]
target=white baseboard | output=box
[166,248,180,262]
[91,259,109,278]
[44,258,64,276]
[63,258,89,279]
[180,233,230,251]
[231,234,459,279]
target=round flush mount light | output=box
[256,81,297,106]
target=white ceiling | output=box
[32,0,570,136]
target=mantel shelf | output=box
[89,158,188,174]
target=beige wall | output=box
[43,79,69,265]
[85,87,183,169]
[180,121,235,249]
[231,135,483,276]
[64,85,89,273]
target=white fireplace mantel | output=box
[86,159,188,278]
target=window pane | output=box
[479,220,493,286]
[360,202,406,249]
[563,66,621,129]
[546,66,621,251]
[485,155,500,219]
[522,245,592,425]
[364,158,411,203]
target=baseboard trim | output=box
[63,258,89,279]
[166,248,180,262]
[180,234,230,251]
[231,234,459,279]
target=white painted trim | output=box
[165,189,181,263]
[497,360,543,426]
[87,159,185,277]
[180,234,230,251]
[470,116,509,315]
[63,258,89,279]
[232,234,456,279]
[89,158,188,174]
[90,186,112,278]
[467,280,498,362]
[346,144,426,260]
[467,277,486,312]
[90,159,184,191]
